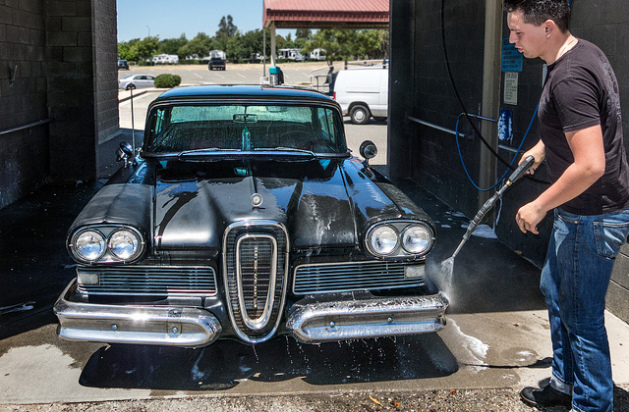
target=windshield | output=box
[143,103,347,155]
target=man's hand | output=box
[520,140,546,175]
[516,201,545,234]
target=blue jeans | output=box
[541,207,629,412]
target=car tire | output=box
[126,84,136,91]
[350,105,370,125]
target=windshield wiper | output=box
[254,147,316,156]
[178,148,239,157]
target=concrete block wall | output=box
[389,0,488,221]
[0,0,120,209]
[0,0,49,208]
[45,0,98,182]
[92,0,121,178]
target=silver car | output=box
[118,74,155,90]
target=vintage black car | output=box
[54,85,448,347]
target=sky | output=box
[116,0,294,42]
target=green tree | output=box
[240,29,265,59]
[295,28,312,40]
[179,32,214,59]
[307,29,358,64]
[159,34,188,57]
[354,30,386,60]
[306,29,388,64]
[119,37,159,61]
[118,41,134,60]
[216,15,238,38]
[136,36,160,60]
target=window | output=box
[144,104,346,154]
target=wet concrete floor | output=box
[1,142,629,406]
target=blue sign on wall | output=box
[498,108,513,141]
[501,38,523,72]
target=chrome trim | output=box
[76,265,217,296]
[286,293,448,343]
[365,224,400,257]
[69,224,146,264]
[236,233,277,330]
[364,219,435,259]
[292,260,425,295]
[222,220,289,344]
[54,280,222,347]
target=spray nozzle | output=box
[450,155,535,260]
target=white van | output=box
[333,66,388,124]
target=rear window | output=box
[144,103,346,154]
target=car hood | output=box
[71,156,430,253]
[153,157,407,251]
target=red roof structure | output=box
[263,0,389,29]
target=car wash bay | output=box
[388,0,629,324]
[2,0,629,405]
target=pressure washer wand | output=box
[451,155,535,259]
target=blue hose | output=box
[456,104,538,191]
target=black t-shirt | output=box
[538,39,629,215]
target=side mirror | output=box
[116,141,136,168]
[359,140,378,166]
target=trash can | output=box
[269,66,284,85]
[269,66,279,85]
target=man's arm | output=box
[516,124,605,234]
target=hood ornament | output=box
[251,193,263,208]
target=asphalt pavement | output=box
[1,66,629,410]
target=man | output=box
[504,1,629,411]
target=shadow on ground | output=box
[78,333,458,391]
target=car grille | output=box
[293,261,425,295]
[76,266,217,296]
[223,222,288,344]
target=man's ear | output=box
[544,20,555,36]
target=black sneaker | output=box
[520,384,572,408]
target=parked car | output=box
[117,59,129,70]
[54,85,447,348]
[208,49,226,71]
[334,66,388,124]
[118,74,155,90]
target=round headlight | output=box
[108,229,141,260]
[401,224,433,255]
[367,225,399,256]
[74,230,106,261]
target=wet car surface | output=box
[53,85,447,348]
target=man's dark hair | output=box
[503,0,571,32]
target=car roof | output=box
[152,84,334,104]
[122,74,150,79]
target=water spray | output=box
[450,155,535,259]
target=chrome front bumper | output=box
[53,280,222,347]
[286,293,448,343]
[54,280,448,347]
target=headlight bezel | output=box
[72,229,107,262]
[69,225,145,264]
[401,223,434,255]
[364,220,435,259]
[365,224,400,256]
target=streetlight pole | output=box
[146,25,150,38]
